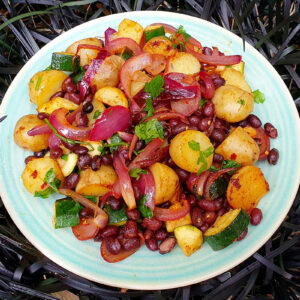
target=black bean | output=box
[198,118,210,131]
[210,129,226,143]
[83,102,94,114]
[91,155,102,171]
[77,154,91,170]
[102,153,113,166]
[171,123,187,136]
[50,147,63,159]
[188,116,200,127]
[34,149,47,158]
[72,145,89,155]
[213,153,224,164]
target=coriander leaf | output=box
[137,195,153,218]
[144,97,154,118]
[93,110,101,119]
[97,145,107,156]
[188,140,200,151]
[176,25,191,40]
[35,76,42,91]
[225,65,232,69]
[199,99,206,108]
[61,154,68,161]
[209,165,218,172]
[129,168,148,180]
[221,160,241,169]
[172,43,178,49]
[253,89,266,104]
[180,42,185,52]
[135,119,164,144]
[44,168,61,192]
[109,133,123,153]
[34,187,54,199]
[202,146,214,158]
[144,75,164,98]
[84,195,98,203]
[237,99,245,105]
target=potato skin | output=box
[227,165,269,213]
[166,52,201,75]
[94,87,128,108]
[91,55,124,90]
[29,70,68,107]
[37,97,78,114]
[169,130,214,173]
[75,165,117,196]
[215,127,260,166]
[65,37,102,66]
[22,157,64,194]
[221,68,252,93]
[14,114,49,152]
[149,163,179,205]
[212,85,254,123]
[143,36,177,57]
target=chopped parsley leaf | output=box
[253,89,266,104]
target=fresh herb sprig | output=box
[129,168,148,180]
[253,89,266,104]
[135,118,164,144]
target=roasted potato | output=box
[86,97,106,126]
[65,37,102,66]
[221,68,251,93]
[169,130,214,173]
[165,212,192,232]
[143,36,177,57]
[91,55,124,90]
[149,163,179,205]
[94,87,128,108]
[29,70,68,107]
[212,85,254,123]
[115,19,144,44]
[22,157,64,194]
[227,165,269,213]
[75,166,117,196]
[130,70,152,97]
[57,153,78,177]
[37,97,78,114]
[14,114,49,152]
[166,52,201,75]
[215,126,260,165]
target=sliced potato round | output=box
[143,36,177,57]
[166,52,201,75]
[14,114,49,152]
[37,97,78,114]
[215,126,260,165]
[94,87,128,108]
[29,70,68,107]
[227,165,269,213]
[169,130,214,173]
[212,85,254,123]
[149,163,179,205]
[22,157,64,194]
[221,68,252,93]
[65,37,102,66]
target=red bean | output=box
[64,83,77,93]
[159,237,176,254]
[135,140,145,151]
[213,153,224,164]
[79,208,94,218]
[50,91,64,100]
[191,207,204,228]
[25,155,36,164]
[83,102,94,114]
[264,122,278,138]
[126,208,140,221]
[210,129,226,143]
[63,173,79,189]
[202,101,214,117]
[193,109,203,117]
[155,229,167,241]
[212,76,225,88]
[166,157,176,167]
[104,237,121,255]
[77,154,91,170]
[188,116,200,127]
[34,149,48,158]
[72,145,89,155]
[75,111,88,127]
[214,198,224,211]
[174,167,189,182]
[203,47,212,55]
[145,238,158,251]
[106,196,123,211]
[247,114,261,128]
[84,94,94,103]
[237,228,248,241]
[217,208,226,216]
[124,220,138,238]
[200,223,209,233]
[169,119,180,126]
[187,194,197,207]
[267,148,279,165]
[204,211,217,224]
[100,225,119,239]
[142,217,162,231]
[133,185,142,201]
[102,153,113,166]
[64,92,81,105]
[123,237,140,251]
[198,199,217,211]
[250,208,263,225]
[90,85,97,95]
[37,112,49,120]
[50,147,63,159]
[237,119,249,128]
[171,123,187,136]
[144,229,154,240]
[198,118,210,131]
[91,155,102,171]
[62,77,73,91]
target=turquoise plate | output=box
[0,11,299,290]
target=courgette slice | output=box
[145,26,165,42]
[204,208,249,250]
[51,52,80,72]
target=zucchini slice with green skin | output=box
[51,52,80,72]
[204,208,249,250]
[145,26,165,42]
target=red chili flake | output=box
[40,182,47,189]
[231,178,241,189]
[31,170,37,179]
[230,153,237,160]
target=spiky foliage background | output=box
[0,1,299,299]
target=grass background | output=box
[0,0,299,299]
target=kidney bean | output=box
[214,198,224,211]
[64,92,81,105]
[213,153,224,164]
[175,167,189,182]
[198,118,210,131]
[90,85,97,95]
[247,114,261,128]
[94,231,103,242]
[34,149,48,158]
[191,207,204,228]
[204,211,217,224]
[187,194,197,207]
[124,220,138,238]
[264,122,278,138]
[144,229,154,240]
[91,155,101,171]
[155,229,167,241]
[79,207,94,218]
[250,208,263,225]
[84,94,94,103]
[202,101,214,117]
[83,102,94,114]
[267,148,279,165]
[62,77,73,91]
[212,76,225,88]
[142,217,162,231]
[171,123,188,136]
[37,112,49,120]
[237,228,248,241]
[75,111,89,127]
[25,155,36,164]
[72,145,89,155]
[118,146,129,161]
[159,237,176,254]
[135,140,145,152]
[50,147,63,159]
[100,226,119,239]
[194,109,203,117]
[77,154,91,170]
[200,223,209,233]
[237,119,249,128]
[217,208,226,216]
[188,116,200,127]
[65,83,77,93]
[166,157,176,167]
[198,199,217,211]
[106,196,123,211]
[145,238,158,251]
[126,208,140,221]
[203,47,212,55]
[50,91,64,100]
[63,173,79,189]
[123,237,140,251]
[169,119,180,126]
[104,237,121,255]
[210,129,226,143]
[102,153,113,166]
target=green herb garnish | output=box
[237,99,245,105]
[199,99,207,108]
[35,76,42,91]
[93,110,101,119]
[84,195,98,203]
[144,75,164,98]
[61,154,68,161]
[137,195,153,218]
[209,159,241,174]
[129,168,148,180]
[34,187,54,199]
[176,25,191,40]
[135,118,164,144]
[144,97,154,119]
[253,89,266,104]
[44,168,61,192]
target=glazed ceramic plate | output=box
[0,11,299,290]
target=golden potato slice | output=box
[57,153,78,177]
[212,85,254,123]
[14,114,49,152]
[29,70,68,107]
[22,157,64,194]
[37,97,78,114]
[166,52,201,75]
[130,70,152,97]
[149,163,179,205]
[94,87,128,108]
[227,165,269,213]
[215,126,260,165]
[166,212,192,232]
[143,36,177,57]
[65,37,102,66]
[116,19,144,44]
[75,166,117,196]
[221,68,251,93]
[169,130,214,173]
[86,97,106,126]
